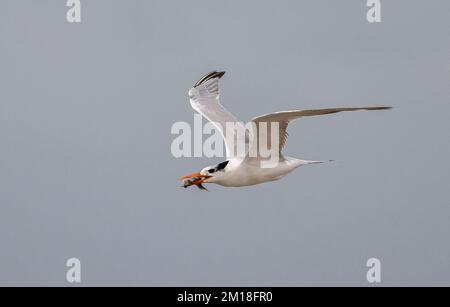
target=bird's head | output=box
[180,160,229,191]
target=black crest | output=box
[216,160,229,171]
[207,160,229,174]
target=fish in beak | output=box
[180,172,212,191]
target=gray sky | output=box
[0,0,449,286]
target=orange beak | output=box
[180,172,212,190]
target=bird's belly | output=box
[218,163,297,187]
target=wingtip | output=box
[194,71,226,87]
[216,71,226,79]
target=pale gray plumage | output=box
[250,106,392,155]
[182,71,391,189]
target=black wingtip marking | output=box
[194,71,226,87]
[369,106,392,110]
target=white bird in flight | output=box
[181,71,391,190]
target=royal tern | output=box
[181,71,391,190]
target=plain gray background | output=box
[0,0,449,286]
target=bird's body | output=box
[180,71,391,190]
[204,156,298,187]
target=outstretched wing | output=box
[248,106,392,159]
[189,71,247,158]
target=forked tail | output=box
[298,159,334,165]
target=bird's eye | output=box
[208,169,215,174]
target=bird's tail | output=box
[298,159,334,165]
